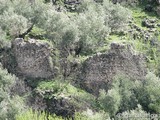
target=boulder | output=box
[12,38,58,79]
[79,42,147,95]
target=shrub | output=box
[75,2,109,54]
[0,28,10,49]
[103,72,160,115]
[98,74,141,117]
[37,8,73,44]
[0,96,25,120]
[117,105,149,120]
[0,63,16,88]
[0,0,10,14]
[98,89,121,117]
[102,0,131,33]
[113,75,139,112]
[0,11,28,37]
[28,26,46,39]
[136,72,160,113]
[0,64,25,120]
[16,109,63,120]
[75,109,110,120]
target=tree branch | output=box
[18,24,34,38]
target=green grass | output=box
[28,26,46,40]
[132,8,147,26]
[16,109,63,120]
[16,109,109,120]
[108,34,121,41]
[130,6,159,29]
[35,79,97,109]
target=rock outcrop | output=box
[12,38,58,79]
[79,43,147,95]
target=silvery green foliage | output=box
[81,109,110,120]
[74,0,131,53]
[118,105,149,120]
[0,0,48,37]
[39,9,70,41]
[103,0,131,32]
[98,89,121,117]
[76,2,109,46]
[0,0,30,37]
[113,75,139,112]
[0,0,131,53]
[98,74,142,117]
[0,11,28,37]
[0,64,25,120]
[0,0,10,14]
[133,72,160,114]
[0,95,25,120]
[0,64,15,88]
[0,28,11,48]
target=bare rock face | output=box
[79,42,147,95]
[12,38,57,79]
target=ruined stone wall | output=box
[12,38,58,79]
[79,43,147,95]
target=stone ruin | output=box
[12,38,58,79]
[79,42,147,95]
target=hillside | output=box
[0,0,160,120]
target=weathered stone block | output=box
[12,38,57,79]
[79,42,147,95]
